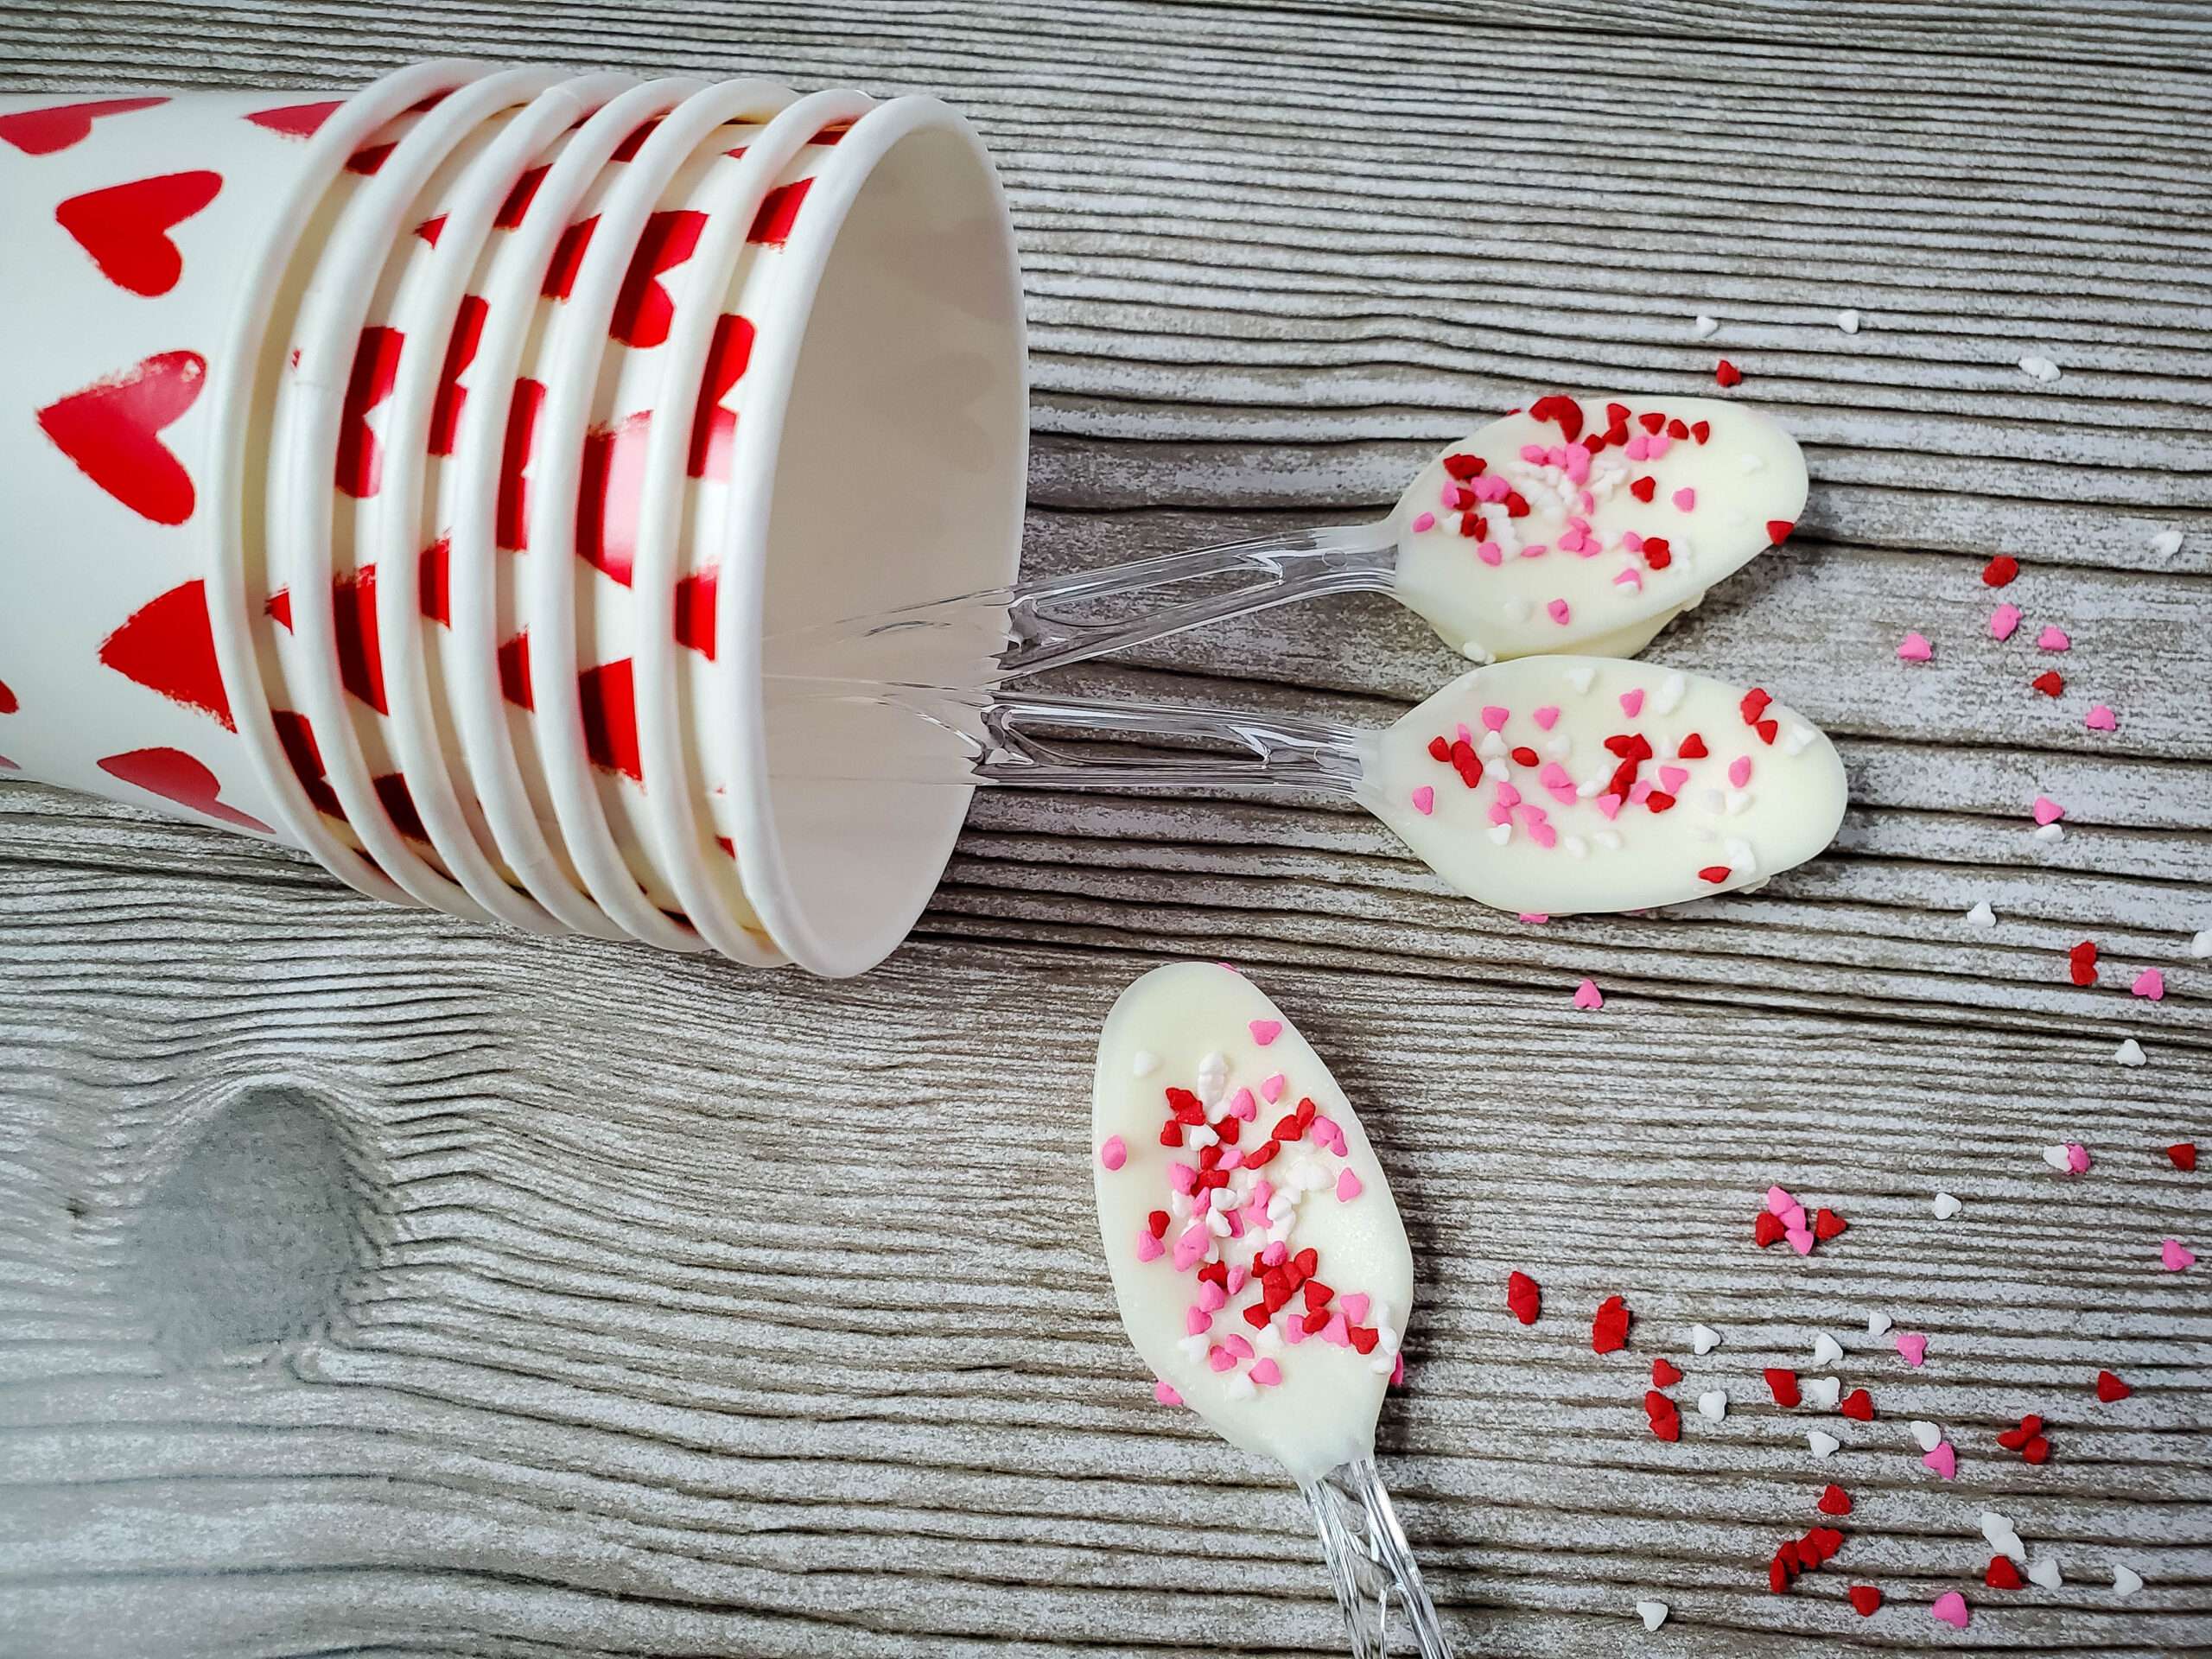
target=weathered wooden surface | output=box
[3,3,2209,1655]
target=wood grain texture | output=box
[3,3,2209,1656]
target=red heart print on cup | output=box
[98,578,234,728]
[54,170,222,296]
[243,99,343,139]
[0,96,168,156]
[35,348,206,525]
[96,747,269,832]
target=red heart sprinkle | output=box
[1158,1122,1183,1147]
[1766,518,1795,544]
[1652,1357,1682,1387]
[2033,670,2065,696]
[1606,403,1630,426]
[1243,1139,1278,1168]
[1847,1585,1882,1616]
[1983,555,2019,586]
[2095,1369,2131,1402]
[1816,1484,1852,1516]
[1639,411,1666,433]
[1986,1555,2023,1590]
[1741,688,1772,722]
[1427,735,1451,761]
[1197,1262,1227,1287]
[1510,746,1540,767]
[1996,1414,2043,1450]
[2022,1435,2050,1464]
[1629,475,1656,502]
[1213,1115,1241,1146]
[1442,453,1485,480]
[1715,359,1743,387]
[1691,420,1711,443]
[1506,1269,1541,1325]
[1777,1539,1802,1573]
[1839,1389,1874,1421]
[1646,791,1676,813]
[1503,491,1531,518]
[1768,1556,1791,1595]
[1700,865,1733,884]
[1643,1389,1681,1440]
[1592,1294,1631,1354]
[1293,1248,1318,1278]
[1302,1280,1333,1312]
[1754,1210,1786,1247]
[1678,733,1707,758]
[1642,537,1672,569]
[1301,1308,1330,1334]
[1813,1207,1847,1239]
[2169,1142,2197,1171]
[1529,393,1585,442]
[1805,1525,1844,1564]
[1755,719,1779,744]
[1764,1368,1801,1407]
[1667,418,1689,440]
[1347,1324,1380,1355]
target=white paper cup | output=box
[623,92,874,964]
[0,70,477,865]
[723,98,1029,975]
[361,71,641,939]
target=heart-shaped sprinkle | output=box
[1964,899,1996,928]
[2171,1142,2198,1170]
[2037,625,2071,652]
[1652,1357,1682,1387]
[1335,1168,1363,1203]
[1635,1599,1668,1630]
[1910,1420,1942,1452]
[1786,1226,1816,1255]
[1153,1377,1181,1405]
[1817,1484,1852,1516]
[1814,1207,1847,1240]
[1133,1050,1160,1077]
[1697,1389,1726,1421]
[2113,1565,2144,1595]
[1592,1294,1631,1354]
[1573,978,1604,1010]
[1929,1591,1970,1630]
[2086,703,2118,731]
[1135,1229,1164,1262]
[1260,1073,1286,1103]
[2066,1142,2090,1173]
[2025,1556,2063,1590]
[2095,1369,2131,1402]
[2133,968,2165,1000]
[1981,1511,2024,1560]
[1764,1368,1801,1407]
[1848,1585,1882,1616]
[1715,358,1742,386]
[2163,1237,2196,1271]
[1839,1388,1874,1421]
[1673,486,1696,512]
[1506,1270,1541,1325]
[1754,1211,1786,1248]
[2023,1434,2050,1464]
[1249,1358,1282,1387]
[1982,555,2018,586]
[1803,1376,1841,1411]
[1991,602,2023,639]
[1098,1135,1127,1171]
[1811,1332,1846,1368]
[1933,1192,1963,1219]
[1248,1020,1281,1046]
[2115,1039,2145,1066]
[1986,1555,2023,1590]
[1689,1323,1720,1355]
[1867,1311,1892,1338]
[1896,632,1932,662]
[1644,1389,1682,1440]
[1619,688,1645,716]
[1807,1429,1840,1458]
[1922,1441,1957,1478]
[2032,795,2065,825]
[2032,669,2065,696]
[2042,1143,2075,1172]
[1891,1331,1928,1368]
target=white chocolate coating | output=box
[1392,395,1807,663]
[1362,656,1847,914]
[1092,963,1414,1485]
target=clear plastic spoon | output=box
[769,393,1807,683]
[769,653,1847,917]
[1092,961,1453,1658]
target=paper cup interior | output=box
[751,112,1027,975]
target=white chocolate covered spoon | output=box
[1092,962,1450,1658]
[780,655,1847,918]
[771,392,1806,682]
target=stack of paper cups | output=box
[0,62,1029,975]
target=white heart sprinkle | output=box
[2019,353,2062,382]
[1782,726,1815,756]
[1502,597,1533,623]
[1866,1312,1893,1338]
[1982,1510,2025,1562]
[1933,1192,1963,1219]
[1910,1420,1943,1452]
[1697,1389,1726,1421]
[1837,308,1860,334]
[1488,823,1513,846]
[1689,1323,1720,1356]
[1563,835,1588,860]
[1652,671,1686,715]
[1964,899,1995,929]
[2192,929,2212,959]
[1223,1370,1255,1402]
[1807,1429,1840,1458]
[1460,640,1495,664]
[1565,665,1595,694]
[2033,822,2065,843]
[1803,1376,1841,1411]
[1811,1332,1846,1368]
[1544,734,1572,760]
[1725,789,1751,816]
[1132,1050,1160,1077]
[2026,1555,2063,1590]
[2042,1144,2074,1172]
[1478,729,1508,759]
[1693,314,1719,339]
[1594,830,1623,852]
[2113,1564,2144,1595]
[2114,1039,2146,1067]
[1635,1599,1669,1631]
[2150,528,2183,557]
[1738,451,1764,473]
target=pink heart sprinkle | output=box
[1625,434,1650,461]
[1261,1073,1286,1103]
[1648,433,1673,458]
[1198,1281,1226,1313]
[1620,689,1645,716]
[2064,1142,2090,1173]
[1895,1331,1928,1367]
[1098,1135,1126,1171]
[1729,755,1752,787]
[2037,625,2071,652]
[2032,795,2065,825]
[1534,705,1560,729]
[1320,1312,1351,1346]
[2133,968,2164,1000]
[1207,1345,1236,1373]
[1249,1358,1282,1387]
[1765,1185,1796,1216]
[1991,602,2023,640]
[1520,543,1550,560]
[1340,1293,1370,1325]
[1897,631,1933,662]
[1173,1226,1208,1271]
[1518,912,1548,925]
[1477,542,1503,566]
[1154,1378,1181,1405]
[1481,705,1510,731]
[1260,1241,1287,1267]
[1495,782,1522,809]
[1168,1163,1196,1196]
[2086,704,2117,732]
[1521,443,1548,464]
[1185,1306,1212,1335]
[1596,794,1623,821]
[1673,486,1696,511]
[1229,1087,1257,1121]
[1337,1167,1364,1202]
[1411,785,1435,816]
[1224,1334,1253,1361]
[2162,1237,2196,1272]
[1781,1203,1807,1232]
[1283,1316,1308,1345]
[1922,1440,1957,1479]
[1659,765,1689,793]
[1411,511,1436,533]
[1786,1226,1816,1255]
[1547,598,1571,624]
[1929,1592,1970,1631]
[1629,779,1653,805]
[1488,802,1514,827]
[1312,1115,1345,1154]
[1391,1352,1405,1387]
[1135,1230,1164,1262]
[1573,979,1605,1010]
[1623,529,1645,553]
[1613,568,1643,591]
[1226,1265,1249,1294]
[1249,1019,1281,1046]
[1527,820,1558,849]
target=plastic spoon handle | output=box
[1301,1459,1456,1658]
[769,521,1397,683]
[768,680,1369,793]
